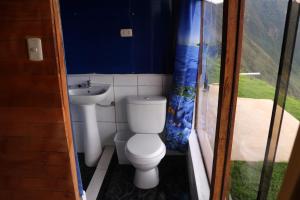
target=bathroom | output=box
[61,0,196,199]
[2,0,300,199]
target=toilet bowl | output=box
[125,96,167,189]
[125,134,166,189]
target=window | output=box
[195,0,300,199]
[229,0,289,199]
[196,0,223,181]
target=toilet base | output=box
[134,167,159,189]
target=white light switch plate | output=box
[27,37,43,61]
[120,29,133,37]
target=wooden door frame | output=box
[194,0,245,199]
[50,1,81,200]
[277,2,300,199]
[209,0,245,199]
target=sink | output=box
[69,84,111,105]
[68,83,112,167]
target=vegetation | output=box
[241,0,300,98]
[206,2,300,199]
[238,76,300,121]
[210,0,300,98]
[230,161,287,200]
[229,76,299,199]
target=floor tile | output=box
[98,154,190,200]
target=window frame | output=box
[194,0,245,199]
[195,0,300,199]
[257,1,300,199]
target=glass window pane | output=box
[267,21,300,200]
[229,0,289,199]
[196,1,223,181]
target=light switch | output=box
[27,38,43,61]
[120,29,133,37]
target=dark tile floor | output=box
[97,153,190,200]
[78,153,96,190]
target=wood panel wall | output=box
[0,0,79,199]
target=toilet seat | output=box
[126,134,165,160]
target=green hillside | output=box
[238,76,300,121]
[208,0,300,98]
[241,0,300,98]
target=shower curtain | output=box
[165,0,201,152]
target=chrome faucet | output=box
[75,80,92,88]
[87,80,92,88]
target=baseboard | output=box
[188,130,210,200]
[86,146,115,200]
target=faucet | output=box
[87,80,92,88]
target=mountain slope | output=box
[241,0,300,98]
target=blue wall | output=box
[60,0,178,74]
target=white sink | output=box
[68,83,112,167]
[69,84,111,105]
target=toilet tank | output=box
[126,96,167,134]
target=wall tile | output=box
[115,103,127,123]
[162,74,173,96]
[90,74,114,85]
[98,122,117,145]
[116,123,129,131]
[114,74,137,86]
[138,85,163,96]
[137,74,163,86]
[114,86,138,101]
[114,86,137,122]
[96,105,115,122]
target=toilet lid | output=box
[126,134,165,159]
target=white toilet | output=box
[125,96,167,189]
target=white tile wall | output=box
[137,74,163,86]
[138,85,163,96]
[114,86,138,122]
[90,74,114,85]
[98,122,117,145]
[114,74,137,86]
[96,106,115,122]
[67,74,172,152]
[116,123,130,131]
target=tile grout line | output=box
[112,75,118,132]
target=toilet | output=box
[125,96,167,189]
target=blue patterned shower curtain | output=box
[165,0,201,152]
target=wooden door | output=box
[0,0,80,199]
